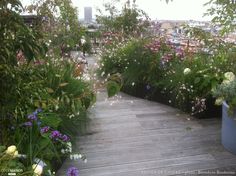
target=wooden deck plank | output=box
[56,90,236,176]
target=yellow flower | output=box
[32,164,43,176]
[6,145,17,155]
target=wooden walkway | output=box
[57,90,236,175]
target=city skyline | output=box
[73,0,212,21]
[21,0,212,21]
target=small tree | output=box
[96,0,150,38]
[27,0,84,55]
[205,0,236,35]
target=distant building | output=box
[84,7,92,23]
[21,15,40,27]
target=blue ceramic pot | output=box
[222,101,236,155]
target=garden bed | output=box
[122,84,221,118]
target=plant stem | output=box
[30,127,32,165]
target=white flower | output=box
[84,159,88,163]
[215,97,224,105]
[6,145,17,155]
[13,150,18,158]
[183,68,191,75]
[67,142,72,147]
[223,72,235,85]
[224,72,235,80]
[69,114,75,119]
[34,159,47,168]
[66,142,72,153]
[101,71,105,77]
[32,164,43,176]
[81,38,86,45]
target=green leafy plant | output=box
[27,0,85,56]
[96,0,150,38]
[213,72,236,115]
[106,73,123,97]
[0,0,95,175]
[39,58,96,136]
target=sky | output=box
[22,0,212,21]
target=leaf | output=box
[40,114,62,129]
[59,82,69,87]
[106,80,121,98]
[42,102,47,109]
[194,77,201,84]
[34,100,40,107]
[46,87,54,93]
[0,146,6,153]
[38,137,51,153]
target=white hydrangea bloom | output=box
[183,68,191,75]
[32,164,43,176]
[223,72,235,85]
[6,145,17,155]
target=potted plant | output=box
[213,72,236,154]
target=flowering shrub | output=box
[0,0,94,175]
[99,33,236,116]
[213,72,236,115]
[99,38,166,87]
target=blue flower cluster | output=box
[67,167,79,176]
[50,130,70,142]
[23,108,42,127]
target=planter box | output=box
[222,101,236,155]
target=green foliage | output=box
[205,0,236,35]
[0,0,95,174]
[39,58,95,135]
[107,81,120,97]
[106,73,123,97]
[0,0,46,65]
[0,0,47,145]
[40,113,62,129]
[99,37,176,88]
[96,0,150,37]
[27,0,84,55]
[159,52,227,114]
[99,31,236,115]
[0,148,26,175]
[213,77,236,115]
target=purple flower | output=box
[40,126,50,134]
[27,114,37,121]
[23,121,32,127]
[35,108,42,113]
[60,134,70,142]
[67,167,79,176]
[50,130,61,139]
